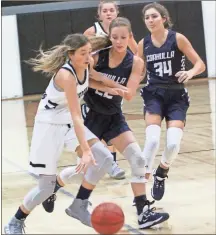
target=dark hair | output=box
[142,2,173,29]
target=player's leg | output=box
[152,89,190,200]
[4,122,66,234]
[65,138,113,226]
[140,86,163,181]
[111,130,169,229]
[106,142,125,179]
[43,125,113,227]
[81,103,124,179]
[42,109,107,213]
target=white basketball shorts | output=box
[28,121,97,175]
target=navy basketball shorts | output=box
[140,85,190,122]
[83,108,131,144]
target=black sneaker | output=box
[151,169,168,201]
[138,201,169,229]
[42,193,57,213]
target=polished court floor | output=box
[2,79,216,234]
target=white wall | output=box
[2,15,23,99]
[2,100,30,173]
[202,1,216,77]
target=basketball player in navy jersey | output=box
[4,34,128,234]
[43,17,170,229]
[137,2,206,201]
[83,0,138,179]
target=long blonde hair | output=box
[26,34,89,77]
[88,35,111,52]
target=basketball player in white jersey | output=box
[83,0,138,179]
[4,33,128,234]
[42,17,170,230]
[84,1,137,55]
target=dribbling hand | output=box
[75,150,97,174]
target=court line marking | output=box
[2,156,145,235]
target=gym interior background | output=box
[2,0,215,99]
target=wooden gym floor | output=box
[2,78,215,234]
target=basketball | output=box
[91,202,125,234]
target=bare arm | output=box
[128,34,138,54]
[89,56,128,91]
[176,33,206,82]
[55,69,91,153]
[137,39,145,60]
[89,79,119,95]
[124,56,145,101]
[84,26,96,37]
[137,38,147,79]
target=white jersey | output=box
[94,22,108,36]
[92,22,112,55]
[35,61,89,124]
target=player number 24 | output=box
[154,60,172,77]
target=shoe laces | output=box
[146,202,157,216]
[81,200,90,210]
[13,220,26,234]
[140,200,156,217]
[112,162,122,174]
[47,194,56,203]
[155,175,167,189]
[22,222,26,234]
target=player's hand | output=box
[175,70,194,83]
[75,150,97,174]
[106,87,120,96]
[114,88,130,98]
[106,87,129,96]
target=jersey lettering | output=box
[154,60,172,77]
[95,90,113,99]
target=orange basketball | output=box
[91,202,125,234]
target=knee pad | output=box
[84,141,113,185]
[143,125,161,173]
[123,142,147,183]
[59,166,78,184]
[23,175,56,211]
[161,127,183,167]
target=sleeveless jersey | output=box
[35,61,89,124]
[94,22,108,36]
[144,30,185,85]
[84,48,133,115]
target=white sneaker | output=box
[108,161,125,179]
[4,217,25,234]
